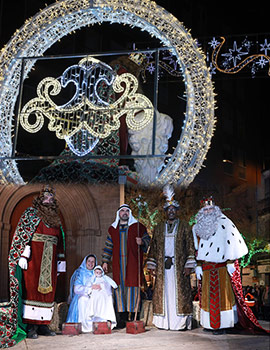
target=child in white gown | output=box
[78,265,117,332]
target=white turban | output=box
[111,204,138,228]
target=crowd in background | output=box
[242,284,270,320]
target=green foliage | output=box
[239,234,270,268]
[130,194,159,231]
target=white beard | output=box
[193,206,223,240]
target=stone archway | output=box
[0,183,119,301]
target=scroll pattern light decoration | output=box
[141,35,270,80]
[0,0,215,186]
[19,57,154,157]
[211,36,270,76]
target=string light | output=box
[0,0,215,186]
[19,57,154,152]
[212,36,270,75]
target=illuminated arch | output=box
[0,0,216,186]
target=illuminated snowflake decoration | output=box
[0,0,216,186]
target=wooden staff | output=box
[134,204,142,321]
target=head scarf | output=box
[68,254,97,300]
[111,204,137,228]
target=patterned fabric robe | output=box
[22,220,64,325]
[147,219,195,316]
[193,213,248,330]
[102,222,150,312]
[11,208,64,325]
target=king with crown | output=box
[9,185,66,341]
[192,197,269,335]
[146,184,196,331]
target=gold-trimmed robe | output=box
[147,219,195,316]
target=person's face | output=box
[119,208,130,222]
[94,269,102,277]
[202,206,214,214]
[166,206,177,221]
[42,191,54,205]
[86,256,96,270]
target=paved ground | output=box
[11,321,270,350]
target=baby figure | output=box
[87,265,117,331]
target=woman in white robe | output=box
[78,265,117,332]
[66,254,97,324]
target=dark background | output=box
[0,0,269,182]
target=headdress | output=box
[111,204,138,228]
[200,196,215,208]
[163,184,180,210]
[128,52,146,66]
[41,184,56,196]
[93,265,118,289]
[32,185,60,227]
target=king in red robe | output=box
[10,186,65,340]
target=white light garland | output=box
[0,0,216,186]
[19,58,154,144]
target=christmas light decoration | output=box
[19,56,154,156]
[239,237,270,269]
[0,0,215,186]
[212,37,270,75]
[142,35,270,80]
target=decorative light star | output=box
[221,40,249,67]
[256,56,269,69]
[208,37,220,49]
[260,38,270,55]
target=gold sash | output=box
[32,233,58,294]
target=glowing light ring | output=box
[0,0,215,186]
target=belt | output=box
[202,262,226,271]
[165,256,174,269]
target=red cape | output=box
[198,260,269,335]
[108,222,146,287]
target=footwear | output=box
[27,325,38,339]
[37,325,56,336]
[115,320,126,329]
[178,327,187,331]
[115,312,127,329]
[203,328,212,333]
[213,329,226,335]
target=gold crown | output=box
[128,52,146,66]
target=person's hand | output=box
[183,268,192,276]
[57,261,66,273]
[92,284,101,291]
[195,266,203,280]
[136,237,142,245]
[227,263,235,276]
[18,257,28,270]
[102,262,108,273]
